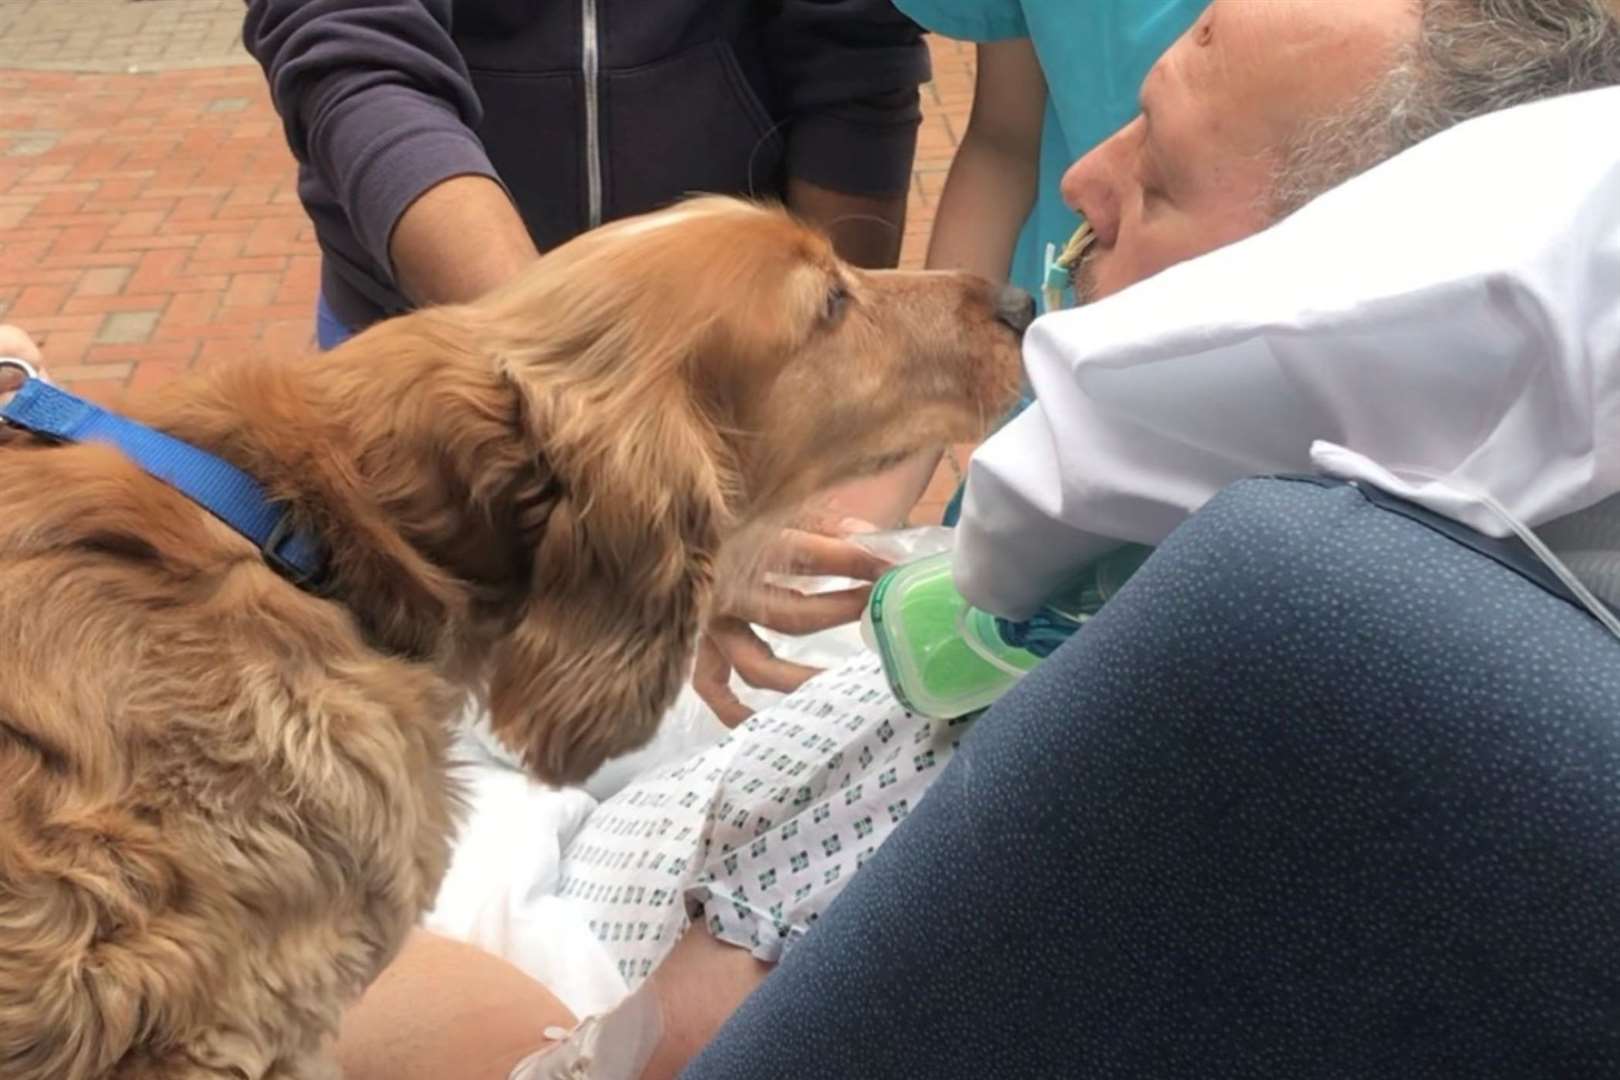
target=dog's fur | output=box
[0,196,1023,1079]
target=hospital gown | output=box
[555,653,975,985]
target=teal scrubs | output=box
[892,0,1207,524]
[895,0,1207,304]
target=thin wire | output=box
[1385,467,1620,644]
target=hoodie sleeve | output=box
[242,0,504,282]
[763,0,933,197]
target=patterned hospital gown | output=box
[555,653,976,986]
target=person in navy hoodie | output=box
[242,0,935,724]
[241,0,931,349]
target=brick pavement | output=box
[0,63,320,404]
[0,18,979,521]
[0,0,247,72]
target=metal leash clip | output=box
[0,356,39,383]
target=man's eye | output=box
[825,284,849,322]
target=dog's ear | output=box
[483,371,736,786]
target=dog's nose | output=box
[993,286,1037,335]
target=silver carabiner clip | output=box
[0,356,39,383]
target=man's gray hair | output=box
[1270,0,1620,218]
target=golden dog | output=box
[0,196,1028,1079]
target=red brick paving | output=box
[0,64,316,405]
[0,36,980,522]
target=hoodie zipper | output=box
[582,0,603,228]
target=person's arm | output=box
[336,930,574,1080]
[387,175,539,305]
[339,927,765,1080]
[823,37,1050,527]
[242,0,535,306]
[925,38,1047,282]
[764,1,931,269]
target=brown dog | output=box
[0,196,1028,1079]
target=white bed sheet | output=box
[420,531,939,1017]
[422,724,627,1018]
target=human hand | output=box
[694,520,893,727]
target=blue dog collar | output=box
[0,360,326,590]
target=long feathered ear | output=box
[483,360,737,787]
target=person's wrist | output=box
[389,176,541,306]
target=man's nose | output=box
[994,286,1037,335]
[1060,126,1128,248]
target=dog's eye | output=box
[824,283,849,323]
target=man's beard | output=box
[1067,248,1102,307]
[1269,0,1620,223]
[1267,73,1417,222]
